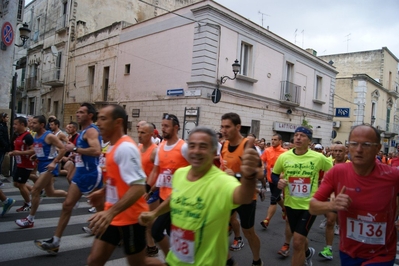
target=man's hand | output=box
[138,211,156,226]
[331,186,351,211]
[65,142,76,153]
[88,210,113,236]
[224,168,235,176]
[277,179,288,190]
[240,136,260,179]
[87,189,105,208]
[46,161,56,172]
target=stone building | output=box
[15,0,200,124]
[65,0,338,145]
[320,47,399,153]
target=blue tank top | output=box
[75,124,102,174]
[33,131,55,161]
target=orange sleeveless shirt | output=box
[156,139,189,200]
[221,138,257,200]
[139,143,157,179]
[104,136,148,226]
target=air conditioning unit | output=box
[333,121,341,128]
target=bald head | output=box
[138,122,154,145]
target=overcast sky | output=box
[214,0,399,58]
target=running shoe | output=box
[2,198,15,217]
[334,224,340,235]
[0,181,4,187]
[15,217,34,228]
[82,226,94,235]
[304,247,315,266]
[16,203,31,212]
[281,208,286,220]
[319,246,333,260]
[146,246,159,257]
[34,238,59,255]
[251,259,264,266]
[259,188,266,202]
[277,243,290,257]
[229,238,244,251]
[260,218,269,229]
[88,207,96,213]
[319,218,327,229]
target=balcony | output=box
[56,14,67,33]
[279,81,301,107]
[25,77,38,91]
[42,68,64,87]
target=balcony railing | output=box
[56,14,67,32]
[42,68,63,87]
[280,81,301,106]
[25,77,38,91]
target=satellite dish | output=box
[51,46,59,56]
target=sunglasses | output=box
[163,114,179,125]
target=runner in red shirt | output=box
[310,125,399,265]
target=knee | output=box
[326,215,336,228]
[292,236,305,251]
[62,200,75,212]
[13,182,20,188]
[242,227,255,238]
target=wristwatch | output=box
[73,147,78,152]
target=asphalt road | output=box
[1,176,398,266]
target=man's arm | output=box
[89,184,145,236]
[139,196,171,226]
[47,134,66,163]
[65,128,101,156]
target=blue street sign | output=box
[335,108,350,117]
[166,88,184,96]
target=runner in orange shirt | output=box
[86,105,163,266]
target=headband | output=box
[295,126,312,140]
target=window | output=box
[371,102,376,126]
[47,99,51,112]
[33,17,41,42]
[240,42,252,76]
[54,101,59,118]
[56,52,62,80]
[286,62,293,83]
[17,0,24,22]
[29,98,35,115]
[125,64,131,75]
[315,76,322,99]
[103,67,110,101]
[88,66,95,85]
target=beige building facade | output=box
[16,0,200,123]
[65,0,338,145]
[320,48,399,153]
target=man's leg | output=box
[146,194,160,256]
[151,211,171,256]
[14,182,30,203]
[54,183,82,238]
[64,161,75,183]
[319,211,336,260]
[30,171,53,216]
[292,233,308,266]
[238,201,262,264]
[87,238,117,266]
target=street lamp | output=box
[15,23,31,47]
[371,116,376,125]
[220,59,241,84]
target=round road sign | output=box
[2,22,14,46]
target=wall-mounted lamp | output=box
[220,59,241,84]
[316,126,321,128]
[286,108,292,115]
[15,23,31,47]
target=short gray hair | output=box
[188,126,218,152]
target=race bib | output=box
[15,155,22,164]
[105,178,118,204]
[171,224,195,264]
[155,169,174,188]
[75,154,84,167]
[346,211,387,245]
[33,143,45,157]
[288,177,311,197]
